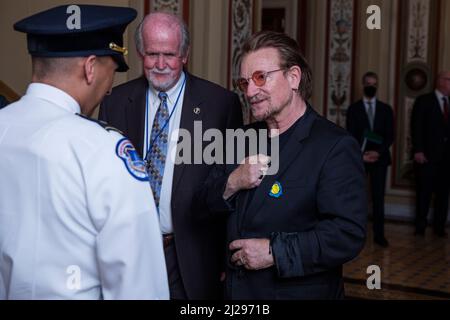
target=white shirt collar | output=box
[148,72,186,111]
[26,83,81,114]
[435,89,447,103]
[363,97,377,105]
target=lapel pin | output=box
[269,181,283,198]
[193,107,201,115]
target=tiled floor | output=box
[344,221,450,300]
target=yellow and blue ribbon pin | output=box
[269,181,283,198]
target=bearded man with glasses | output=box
[200,31,367,300]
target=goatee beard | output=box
[146,72,176,92]
[252,91,293,122]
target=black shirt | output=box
[244,115,304,210]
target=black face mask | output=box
[364,86,377,98]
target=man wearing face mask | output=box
[346,72,394,248]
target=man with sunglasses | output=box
[201,31,367,299]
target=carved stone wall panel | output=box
[229,0,254,124]
[150,0,183,16]
[324,0,355,127]
[393,0,439,188]
[406,0,430,63]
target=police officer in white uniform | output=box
[0,5,169,300]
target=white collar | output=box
[435,89,447,102]
[26,83,81,114]
[363,97,377,105]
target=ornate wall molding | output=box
[392,0,439,188]
[148,0,183,16]
[324,0,356,127]
[228,0,255,124]
[406,0,430,63]
[145,0,189,23]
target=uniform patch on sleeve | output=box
[115,138,149,181]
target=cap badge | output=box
[109,42,128,56]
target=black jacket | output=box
[0,95,9,109]
[346,99,394,166]
[411,92,450,163]
[201,107,367,300]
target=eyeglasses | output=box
[235,69,285,92]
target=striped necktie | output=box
[146,92,169,209]
[367,101,375,130]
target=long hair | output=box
[241,31,312,101]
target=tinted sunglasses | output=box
[235,68,285,92]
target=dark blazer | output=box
[0,95,9,109]
[99,73,243,299]
[201,107,367,300]
[411,92,450,163]
[346,100,394,166]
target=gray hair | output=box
[135,13,190,58]
[241,31,313,101]
[362,71,378,84]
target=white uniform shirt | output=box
[143,73,185,235]
[0,83,169,300]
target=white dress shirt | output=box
[0,83,169,300]
[363,97,377,129]
[143,73,186,235]
[435,89,449,114]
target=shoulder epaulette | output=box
[76,113,124,135]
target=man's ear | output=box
[182,46,190,65]
[288,66,302,91]
[136,47,144,60]
[83,55,97,85]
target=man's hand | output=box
[414,152,428,164]
[223,155,270,200]
[229,238,274,271]
[363,151,380,163]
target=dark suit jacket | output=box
[99,73,243,299]
[346,99,394,166]
[0,95,9,109]
[201,107,367,300]
[411,92,450,163]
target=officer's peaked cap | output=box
[14,5,137,72]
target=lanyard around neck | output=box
[145,76,187,161]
